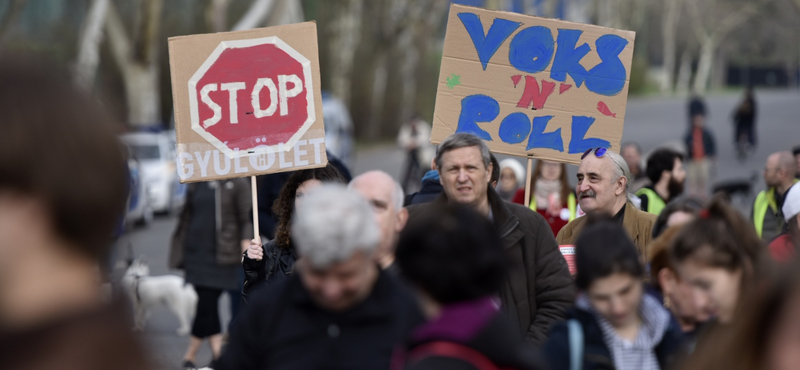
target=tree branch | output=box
[73,0,109,90]
[232,0,276,31]
[687,0,710,42]
[104,0,133,74]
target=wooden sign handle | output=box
[524,156,534,207]
[251,175,260,242]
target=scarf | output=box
[535,179,562,211]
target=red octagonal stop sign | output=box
[188,36,315,157]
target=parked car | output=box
[120,132,185,214]
[124,143,153,227]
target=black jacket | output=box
[216,268,424,370]
[404,178,444,206]
[407,189,574,347]
[542,307,685,370]
[241,240,297,304]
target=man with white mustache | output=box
[556,148,658,258]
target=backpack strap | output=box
[568,319,584,370]
[408,341,501,370]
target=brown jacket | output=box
[170,179,253,269]
[556,202,658,261]
[407,188,574,347]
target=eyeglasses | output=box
[581,147,608,160]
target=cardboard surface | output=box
[433,4,635,164]
[168,22,327,183]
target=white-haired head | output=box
[291,184,381,268]
[348,171,404,211]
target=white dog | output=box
[121,258,197,336]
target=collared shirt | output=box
[216,268,424,370]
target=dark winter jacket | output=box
[170,179,252,269]
[404,170,444,206]
[542,304,684,370]
[241,240,297,304]
[407,188,574,347]
[399,297,544,370]
[216,269,424,370]
[683,128,716,159]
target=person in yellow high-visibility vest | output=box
[512,160,576,236]
[636,148,686,216]
[752,151,798,242]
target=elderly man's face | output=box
[439,146,491,208]
[349,173,407,264]
[297,251,377,312]
[576,155,625,214]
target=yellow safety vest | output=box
[635,188,667,215]
[529,192,577,221]
[753,179,799,238]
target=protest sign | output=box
[432,4,636,164]
[168,21,327,183]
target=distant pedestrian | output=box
[683,97,716,198]
[395,204,544,370]
[622,142,648,192]
[398,114,433,191]
[556,148,657,258]
[768,183,800,262]
[512,160,577,236]
[498,158,525,201]
[751,151,797,242]
[0,58,151,370]
[543,219,685,370]
[670,196,767,325]
[732,87,757,155]
[242,164,346,303]
[170,178,252,369]
[635,148,686,215]
[407,133,574,346]
[217,185,423,370]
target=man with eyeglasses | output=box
[752,151,798,242]
[556,147,658,258]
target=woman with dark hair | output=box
[395,204,542,370]
[680,262,800,370]
[242,163,345,302]
[669,196,767,325]
[543,219,684,370]
[512,160,576,236]
[651,197,702,239]
[649,226,710,334]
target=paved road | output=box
[118,88,800,369]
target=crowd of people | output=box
[5,60,800,370]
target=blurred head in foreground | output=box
[669,196,765,324]
[0,58,128,329]
[681,262,800,370]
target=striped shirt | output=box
[576,293,670,370]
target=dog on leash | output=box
[121,258,197,336]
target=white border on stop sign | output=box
[187,36,315,159]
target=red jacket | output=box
[769,234,795,263]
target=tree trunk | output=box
[660,0,679,95]
[265,0,304,26]
[124,63,161,125]
[676,49,692,95]
[206,0,232,32]
[73,0,109,90]
[232,0,276,31]
[693,35,715,95]
[325,0,363,107]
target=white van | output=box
[120,132,185,214]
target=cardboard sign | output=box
[432,5,635,164]
[168,22,327,183]
[559,245,577,275]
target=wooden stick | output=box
[524,156,534,207]
[251,175,259,241]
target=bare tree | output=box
[105,0,163,126]
[659,0,681,94]
[73,0,109,90]
[687,0,757,94]
[323,0,363,107]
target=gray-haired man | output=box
[556,147,657,256]
[406,132,573,347]
[217,185,422,370]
